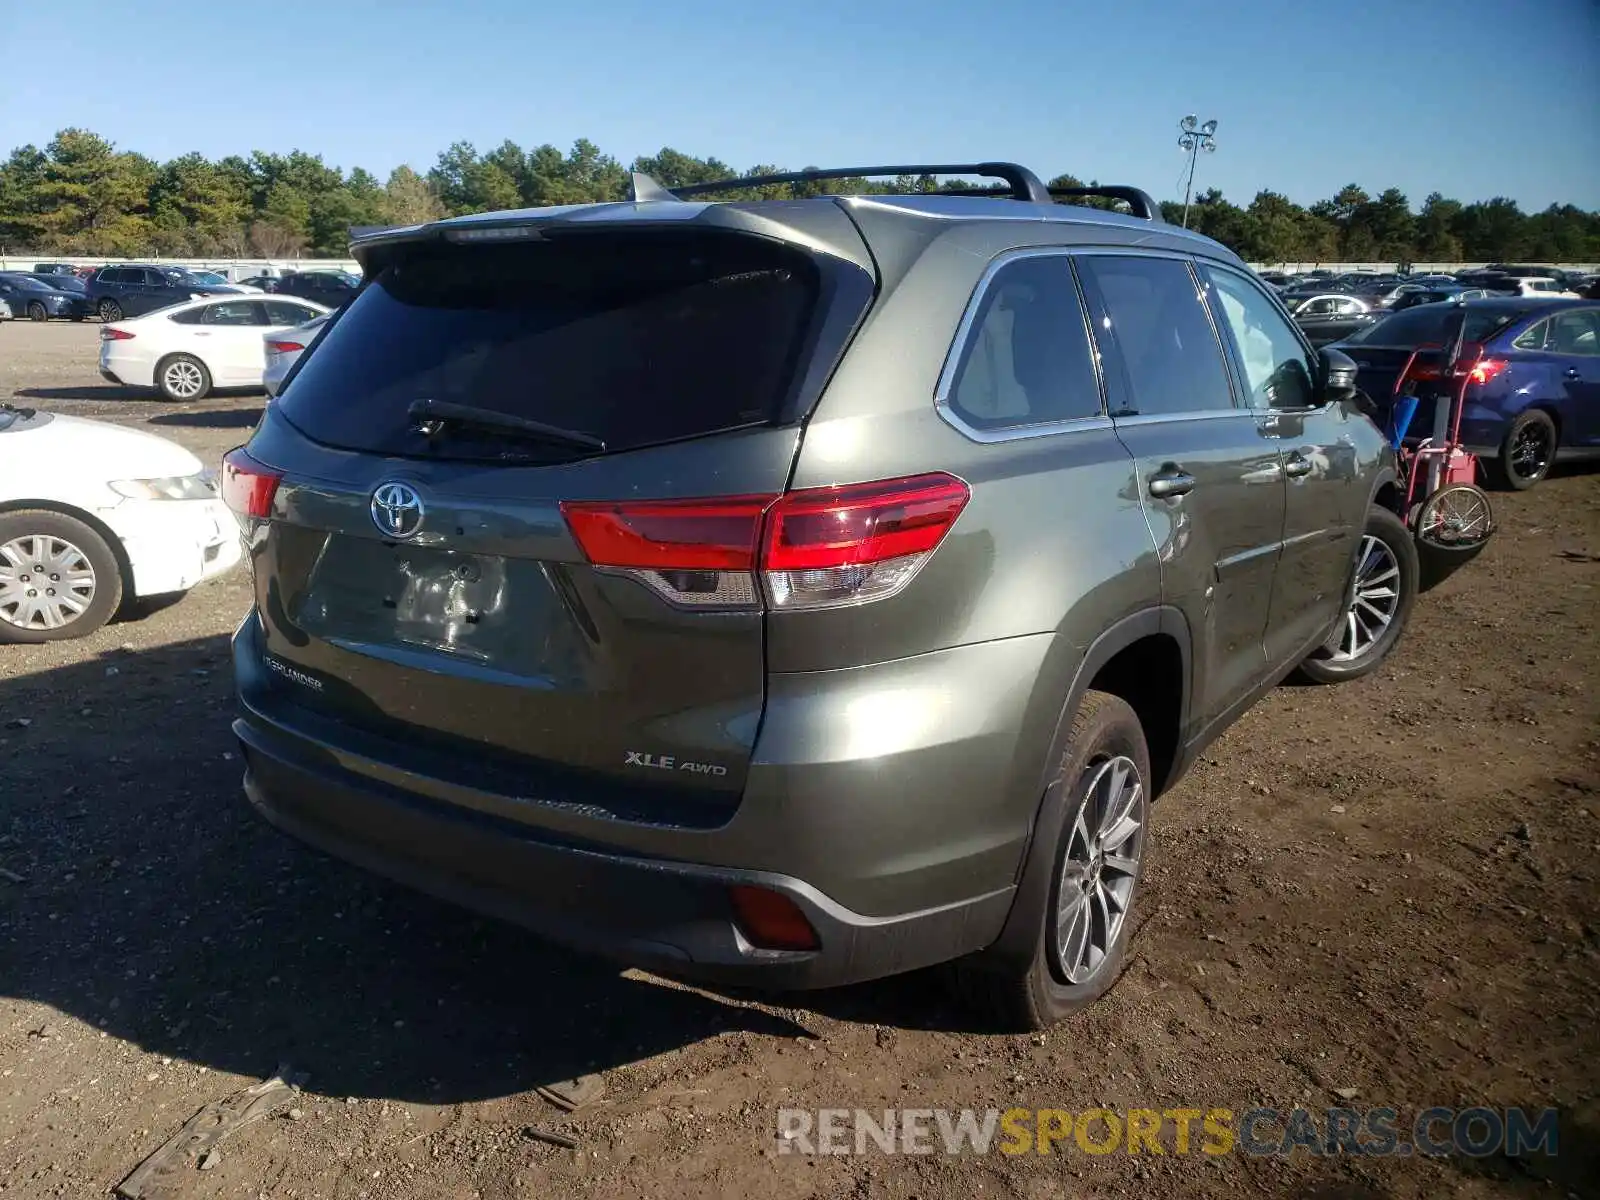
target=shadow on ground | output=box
[0,634,808,1107]
[147,407,263,430]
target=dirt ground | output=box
[1,321,1597,1200]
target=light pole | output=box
[1178,115,1218,229]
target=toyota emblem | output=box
[370,481,424,540]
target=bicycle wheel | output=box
[1415,483,1494,550]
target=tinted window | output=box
[1203,266,1316,410]
[168,306,207,325]
[1077,255,1234,416]
[276,233,821,460]
[1513,319,1550,350]
[1548,310,1600,355]
[203,301,267,326]
[944,255,1101,430]
[98,268,128,284]
[1344,304,1526,347]
[265,301,320,325]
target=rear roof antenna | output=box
[627,172,677,203]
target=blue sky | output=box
[4,0,1598,210]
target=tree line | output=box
[1,129,1596,265]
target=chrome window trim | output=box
[933,247,1112,445]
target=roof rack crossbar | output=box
[669,162,1053,204]
[1048,186,1163,222]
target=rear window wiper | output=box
[406,399,607,453]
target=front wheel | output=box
[26,302,48,322]
[1295,505,1418,684]
[0,510,124,643]
[950,690,1151,1031]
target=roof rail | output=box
[667,162,1054,204]
[1048,185,1163,222]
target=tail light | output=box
[220,448,282,520]
[761,474,971,609]
[267,341,305,353]
[1464,357,1508,385]
[560,472,969,611]
[100,327,134,340]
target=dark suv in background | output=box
[273,270,361,307]
[225,162,1411,1029]
[86,263,243,321]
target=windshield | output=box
[162,269,207,286]
[190,271,227,284]
[1342,304,1527,347]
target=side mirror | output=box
[1319,347,1360,403]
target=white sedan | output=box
[100,295,330,401]
[0,402,241,641]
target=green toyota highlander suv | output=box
[225,163,1414,1030]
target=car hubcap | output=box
[100,301,119,319]
[1330,535,1399,661]
[1054,754,1144,984]
[0,535,96,630]
[1510,424,1551,479]
[164,361,203,398]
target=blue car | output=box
[0,272,90,321]
[1330,298,1600,490]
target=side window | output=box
[1303,298,1334,316]
[1335,298,1362,315]
[1513,319,1549,351]
[943,254,1103,430]
[265,301,317,325]
[1075,255,1235,416]
[168,306,207,325]
[203,301,267,326]
[1548,310,1600,355]
[1201,266,1318,410]
[99,268,126,285]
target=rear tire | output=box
[1295,505,1417,684]
[98,298,123,322]
[0,510,124,643]
[156,353,212,402]
[26,302,48,322]
[1489,409,1557,490]
[950,691,1151,1031]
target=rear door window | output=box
[1075,255,1236,416]
[1548,310,1600,355]
[1346,305,1526,347]
[942,254,1102,431]
[275,232,822,460]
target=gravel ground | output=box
[2,321,1598,1200]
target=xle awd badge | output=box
[625,750,728,777]
[371,481,424,540]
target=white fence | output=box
[0,255,361,277]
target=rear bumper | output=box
[235,711,1013,989]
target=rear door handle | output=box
[1148,469,1196,499]
[1285,453,1314,478]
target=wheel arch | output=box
[0,499,134,600]
[979,607,1192,967]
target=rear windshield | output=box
[1343,304,1525,347]
[275,232,820,461]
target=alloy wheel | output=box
[1509,423,1552,482]
[163,359,205,400]
[1329,534,1400,661]
[0,535,97,631]
[1053,754,1144,984]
